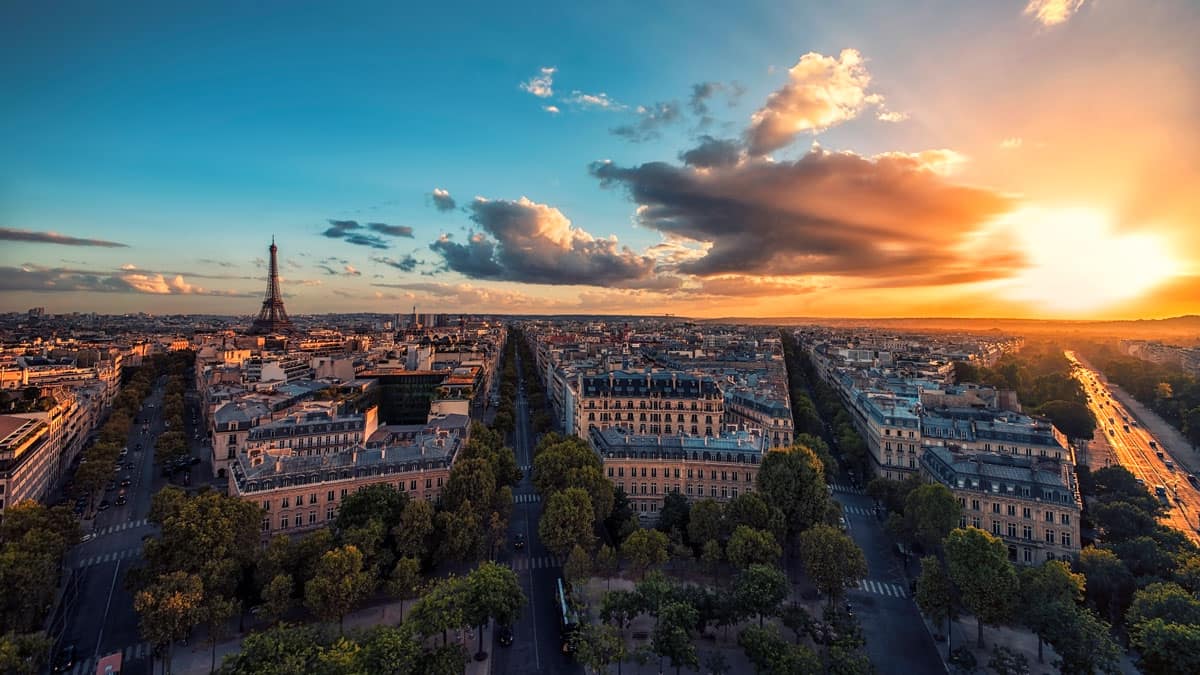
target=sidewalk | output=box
[169,596,496,675]
[942,615,1139,675]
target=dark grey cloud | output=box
[679,136,742,168]
[371,254,420,273]
[427,197,659,287]
[431,188,457,212]
[321,219,389,249]
[591,148,1020,285]
[197,258,237,268]
[611,101,682,142]
[688,81,744,128]
[0,265,255,296]
[0,227,128,248]
[366,222,414,238]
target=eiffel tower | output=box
[248,237,296,335]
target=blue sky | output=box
[3,1,1198,318]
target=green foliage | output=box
[987,646,1030,675]
[620,528,669,579]
[652,601,699,675]
[901,483,961,552]
[797,524,867,606]
[531,435,614,523]
[726,525,782,568]
[333,483,409,534]
[1126,582,1200,629]
[738,624,821,675]
[945,527,1018,647]
[461,561,525,656]
[915,556,955,632]
[565,544,592,587]
[134,571,205,673]
[0,631,50,675]
[1130,618,1200,675]
[303,545,375,631]
[733,564,789,627]
[261,573,295,625]
[0,502,80,634]
[656,492,691,538]
[394,499,435,562]
[1034,400,1096,440]
[570,621,626,675]
[1076,546,1135,624]
[540,487,597,558]
[686,498,726,548]
[1044,605,1122,675]
[220,623,322,675]
[1018,560,1085,662]
[757,443,829,539]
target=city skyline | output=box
[3,0,1199,319]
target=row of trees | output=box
[154,359,194,465]
[1076,340,1200,447]
[489,332,518,437]
[224,562,525,674]
[779,331,869,477]
[952,342,1097,440]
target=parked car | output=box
[115,495,127,506]
[496,625,514,647]
[120,478,132,488]
[97,500,111,511]
[52,643,76,673]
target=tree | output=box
[686,499,726,548]
[260,573,294,626]
[701,539,723,582]
[797,524,867,608]
[394,499,435,561]
[944,527,1017,648]
[902,483,961,552]
[407,576,466,646]
[1044,605,1121,675]
[135,571,205,675]
[358,624,423,674]
[656,492,691,539]
[726,491,785,543]
[757,443,828,539]
[1093,501,1158,542]
[738,625,821,675]
[1126,582,1200,629]
[1035,400,1096,440]
[652,601,699,675]
[202,595,240,674]
[1076,546,1134,624]
[434,500,482,564]
[915,556,955,658]
[219,624,321,674]
[442,457,497,523]
[0,632,49,675]
[532,436,614,522]
[385,557,422,619]
[734,564,789,627]
[461,561,525,660]
[304,545,374,633]
[620,528,669,579]
[1018,560,1084,663]
[571,620,626,675]
[595,544,619,588]
[987,646,1030,675]
[1130,618,1200,675]
[540,487,597,558]
[726,525,782,568]
[565,544,593,588]
[600,589,645,639]
[334,483,408,534]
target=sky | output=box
[1,0,1198,320]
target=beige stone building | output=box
[576,371,724,441]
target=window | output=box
[261,519,270,532]
[280,517,288,530]
[959,517,966,528]
[1045,511,1054,523]
[410,480,417,491]
[262,500,271,511]
[971,499,980,511]
[731,487,738,499]
[1045,530,1056,544]
[1022,507,1031,519]
[992,520,1001,535]
[1061,514,1070,526]
[281,497,290,508]
[686,485,694,496]
[1062,533,1072,548]
[326,508,334,521]
[327,490,335,502]
[309,511,317,524]
[971,516,981,529]
[1022,525,1032,540]
[1024,548,1032,563]
[608,467,614,477]
[1007,504,1016,517]
[651,484,657,495]
[651,468,657,478]
[341,488,348,498]
[1007,523,1017,538]
[425,479,432,489]
[991,503,1001,514]
[618,467,624,477]
[309,493,317,505]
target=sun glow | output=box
[1003,207,1181,314]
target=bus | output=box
[557,577,580,655]
[95,651,123,675]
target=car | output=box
[115,495,127,506]
[189,456,201,466]
[120,478,132,487]
[52,643,76,672]
[80,532,95,543]
[104,481,117,492]
[496,625,514,647]
[514,533,526,550]
[124,462,135,470]
[97,500,111,511]
[837,515,848,532]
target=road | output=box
[55,376,212,675]
[830,481,948,674]
[491,353,582,675]
[1066,351,1200,543]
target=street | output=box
[490,354,582,675]
[830,481,947,674]
[1067,351,1200,542]
[55,375,213,675]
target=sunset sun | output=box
[1004,207,1181,314]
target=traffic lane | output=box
[850,591,945,675]
[495,500,548,675]
[835,494,907,583]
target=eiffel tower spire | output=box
[248,237,296,335]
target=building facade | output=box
[575,371,724,440]
[921,445,1082,564]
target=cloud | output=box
[746,49,883,155]
[692,275,822,297]
[0,265,253,296]
[197,258,237,268]
[430,188,457,212]
[877,110,908,123]
[591,147,1019,286]
[565,91,624,110]
[320,219,389,249]
[1024,0,1087,26]
[688,81,744,118]
[371,254,420,272]
[519,66,556,98]
[0,227,128,248]
[372,281,548,308]
[999,137,1024,150]
[543,105,560,114]
[428,196,659,287]
[679,136,742,168]
[611,101,682,142]
[316,262,362,277]
[344,264,361,276]
[366,222,414,238]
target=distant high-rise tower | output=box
[248,237,296,335]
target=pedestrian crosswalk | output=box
[842,505,876,516]
[513,492,541,504]
[853,579,908,598]
[77,547,141,568]
[93,518,149,537]
[831,482,866,495]
[519,464,532,474]
[501,555,561,572]
[65,642,152,675]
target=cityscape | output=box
[3,2,1200,675]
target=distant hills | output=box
[696,315,1200,340]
